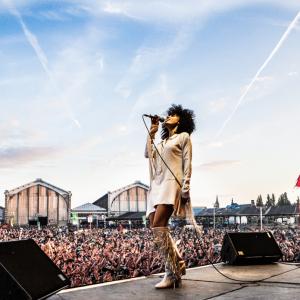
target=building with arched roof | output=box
[93,181,149,217]
[4,178,71,226]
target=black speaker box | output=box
[28,220,37,226]
[38,217,48,226]
[0,239,70,300]
[221,231,283,265]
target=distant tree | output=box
[256,194,263,207]
[276,192,291,206]
[283,192,290,204]
[272,194,276,206]
[277,194,283,206]
[265,194,275,207]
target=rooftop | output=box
[72,203,106,212]
[6,178,71,197]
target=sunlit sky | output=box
[1,0,300,209]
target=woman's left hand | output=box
[181,194,190,205]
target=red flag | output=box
[295,175,300,188]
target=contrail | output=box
[10,9,52,78]
[216,11,300,139]
[5,0,81,129]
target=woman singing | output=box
[145,104,195,288]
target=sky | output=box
[1,0,300,209]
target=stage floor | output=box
[49,262,300,299]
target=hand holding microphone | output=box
[143,114,165,123]
[143,114,164,139]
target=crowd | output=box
[0,225,299,287]
[272,228,300,262]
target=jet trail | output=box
[5,0,81,128]
[216,11,300,139]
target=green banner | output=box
[71,212,78,220]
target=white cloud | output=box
[127,73,175,123]
[96,53,104,72]
[101,1,140,20]
[0,119,43,148]
[209,97,228,113]
[103,2,125,14]
[38,10,69,21]
[263,17,300,31]
[118,125,127,133]
[205,141,224,148]
[255,76,273,82]
[4,1,83,129]
[1,1,300,24]
[195,160,241,171]
[216,10,300,138]
[116,26,193,99]
[199,133,241,149]
[0,0,35,12]
[30,33,107,131]
[237,75,275,103]
[288,71,298,76]
[0,146,57,168]
[69,0,300,24]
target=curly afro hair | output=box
[161,104,196,140]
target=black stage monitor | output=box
[0,239,70,300]
[221,231,283,265]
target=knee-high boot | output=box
[170,237,186,276]
[152,227,185,289]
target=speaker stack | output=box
[221,231,283,265]
[0,239,70,300]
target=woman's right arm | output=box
[144,118,159,158]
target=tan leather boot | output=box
[152,227,183,289]
[154,261,180,289]
[171,238,186,276]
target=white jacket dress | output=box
[145,132,192,218]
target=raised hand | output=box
[149,116,160,139]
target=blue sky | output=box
[1,0,300,208]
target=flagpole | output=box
[260,207,263,231]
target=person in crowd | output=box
[145,104,196,288]
[1,225,300,288]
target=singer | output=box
[144,104,195,289]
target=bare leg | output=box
[153,204,173,227]
[152,204,183,259]
[149,212,155,229]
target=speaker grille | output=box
[221,232,283,265]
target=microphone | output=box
[143,114,165,122]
